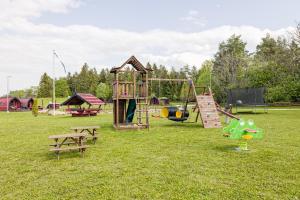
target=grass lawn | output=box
[0,109,299,199]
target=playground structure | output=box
[223,119,264,150]
[111,56,239,129]
[155,79,224,128]
[61,93,105,117]
[110,56,151,129]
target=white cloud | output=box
[0,1,295,95]
[0,0,81,20]
[180,10,207,27]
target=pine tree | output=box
[37,73,52,97]
[55,78,71,97]
[213,35,249,102]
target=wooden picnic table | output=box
[48,133,88,160]
[70,126,100,144]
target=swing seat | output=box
[168,116,189,122]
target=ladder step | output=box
[136,103,148,105]
[137,117,149,119]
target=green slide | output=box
[126,99,136,123]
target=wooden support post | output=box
[195,111,200,122]
[145,73,149,128]
[133,71,136,98]
[124,100,127,123]
[116,73,119,128]
[183,82,192,117]
[138,73,142,125]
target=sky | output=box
[0,0,299,95]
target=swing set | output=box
[149,78,192,122]
[149,77,239,127]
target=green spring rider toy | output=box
[223,119,264,151]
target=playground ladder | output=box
[191,81,222,128]
[136,97,149,128]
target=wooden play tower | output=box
[110,56,151,130]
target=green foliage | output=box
[33,62,200,102]
[210,25,300,103]
[10,86,38,98]
[95,82,111,100]
[197,60,213,87]
[9,89,25,98]
[31,99,38,117]
[246,30,300,102]
[55,78,71,97]
[213,35,249,103]
[37,73,52,98]
[20,23,300,103]
[76,63,99,95]
[267,79,300,102]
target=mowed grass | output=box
[0,109,299,199]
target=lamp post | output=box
[6,76,11,113]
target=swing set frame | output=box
[148,78,201,123]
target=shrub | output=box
[32,99,38,117]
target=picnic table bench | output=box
[48,133,88,160]
[70,126,100,144]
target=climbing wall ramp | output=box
[196,95,222,128]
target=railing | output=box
[137,83,146,98]
[113,81,134,98]
[113,81,147,99]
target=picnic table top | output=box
[48,133,87,139]
[70,126,100,130]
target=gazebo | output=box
[61,93,105,117]
[0,97,21,111]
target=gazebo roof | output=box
[110,55,152,73]
[61,93,105,106]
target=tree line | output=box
[10,24,300,103]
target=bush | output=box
[266,80,300,103]
[32,99,38,117]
